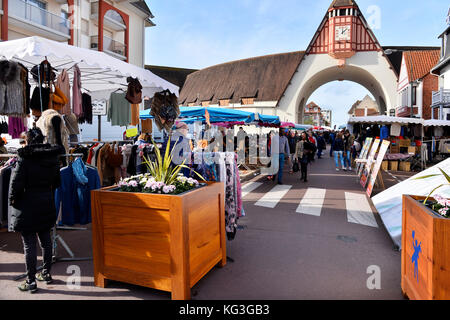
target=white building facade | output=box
[0,0,154,68]
[431,10,450,120]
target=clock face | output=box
[335,25,351,41]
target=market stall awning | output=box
[294,124,313,131]
[257,114,280,126]
[348,115,423,125]
[140,106,255,123]
[0,36,179,98]
[423,120,450,127]
[280,122,296,128]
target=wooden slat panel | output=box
[104,252,171,277]
[99,190,171,210]
[104,265,172,292]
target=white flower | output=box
[128,180,138,188]
[163,185,176,194]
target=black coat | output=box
[9,144,63,233]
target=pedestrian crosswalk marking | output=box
[345,192,378,228]
[242,182,263,198]
[296,188,327,216]
[255,184,292,208]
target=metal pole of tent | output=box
[98,115,102,141]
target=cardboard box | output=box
[407,146,416,154]
[399,161,411,172]
[390,145,400,154]
[389,161,398,171]
[399,139,411,147]
[381,161,389,171]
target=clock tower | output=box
[307,0,380,62]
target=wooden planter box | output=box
[91,182,226,300]
[389,161,398,171]
[401,195,450,300]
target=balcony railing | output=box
[91,35,126,59]
[432,89,450,107]
[9,0,70,36]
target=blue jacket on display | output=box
[55,158,101,226]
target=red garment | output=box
[309,137,316,145]
[87,143,99,164]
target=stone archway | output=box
[295,64,390,124]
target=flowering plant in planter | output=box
[414,167,450,218]
[427,195,450,218]
[117,137,205,195]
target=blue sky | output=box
[145,0,449,127]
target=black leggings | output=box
[301,162,308,180]
[21,229,53,282]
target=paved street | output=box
[0,149,404,300]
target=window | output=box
[219,99,229,107]
[241,98,254,105]
[188,103,196,107]
[412,86,417,106]
[201,101,210,107]
[25,0,46,10]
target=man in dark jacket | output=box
[9,128,63,293]
[316,133,326,159]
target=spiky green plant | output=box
[414,167,450,204]
[142,137,205,186]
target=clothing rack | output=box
[70,140,133,145]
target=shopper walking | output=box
[333,132,346,171]
[277,130,290,185]
[316,132,326,159]
[329,130,336,157]
[295,132,312,182]
[343,130,355,171]
[288,130,297,174]
[9,128,63,293]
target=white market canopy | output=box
[348,115,424,125]
[0,36,179,99]
[423,119,450,127]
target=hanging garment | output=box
[55,160,101,226]
[55,69,71,115]
[380,125,390,140]
[150,90,180,131]
[141,119,153,133]
[8,117,27,139]
[30,86,51,115]
[0,60,25,116]
[78,93,93,124]
[224,153,238,240]
[64,113,80,136]
[72,64,83,118]
[434,126,444,137]
[107,92,131,127]
[36,109,70,154]
[130,103,140,126]
[18,63,31,116]
[390,124,401,137]
[125,77,143,104]
[0,118,8,133]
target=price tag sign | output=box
[92,100,107,116]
